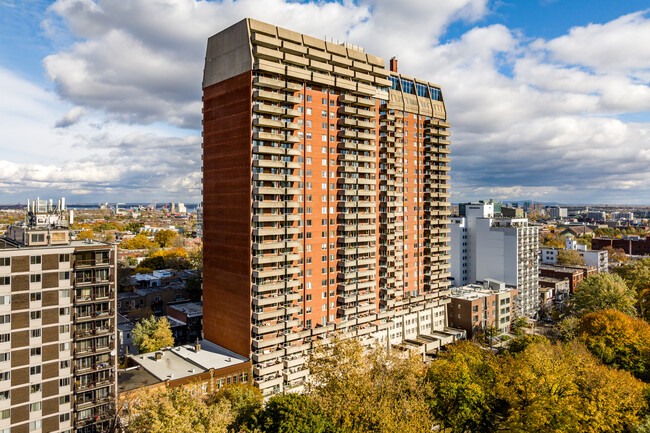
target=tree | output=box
[512,316,529,337]
[507,334,548,354]
[77,230,93,240]
[125,222,144,233]
[132,316,175,353]
[556,249,585,266]
[155,229,180,248]
[496,340,648,432]
[614,258,650,321]
[308,336,432,433]
[209,383,263,433]
[604,246,627,262]
[572,274,637,317]
[185,275,202,302]
[139,248,190,271]
[188,246,203,270]
[261,393,332,433]
[117,262,135,291]
[125,387,232,433]
[541,233,564,248]
[550,316,580,342]
[425,340,498,433]
[127,307,155,321]
[120,234,154,250]
[577,309,650,382]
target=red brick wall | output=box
[202,71,253,357]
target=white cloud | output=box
[3,0,650,204]
[543,10,650,73]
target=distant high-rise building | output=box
[201,19,457,396]
[449,203,539,317]
[0,198,117,433]
[548,206,567,219]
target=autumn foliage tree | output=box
[138,247,190,271]
[308,337,432,433]
[556,249,585,266]
[132,316,175,353]
[577,309,650,382]
[497,340,648,433]
[154,229,181,248]
[120,234,155,250]
[125,387,232,433]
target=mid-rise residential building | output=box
[0,198,117,433]
[611,211,635,221]
[449,203,539,317]
[585,210,607,221]
[591,236,650,256]
[548,206,567,219]
[201,18,459,396]
[540,238,608,273]
[447,279,517,338]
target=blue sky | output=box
[0,0,649,204]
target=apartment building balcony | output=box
[252,291,301,307]
[283,367,309,382]
[256,375,284,391]
[253,278,301,293]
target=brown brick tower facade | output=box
[203,19,454,396]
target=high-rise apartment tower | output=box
[202,19,454,396]
[0,199,117,433]
[449,203,539,317]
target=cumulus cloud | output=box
[6,0,650,204]
[0,133,201,202]
[55,106,86,128]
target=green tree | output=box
[126,387,232,433]
[125,222,144,233]
[132,316,175,353]
[614,258,650,321]
[550,316,580,342]
[512,316,529,337]
[577,309,650,382]
[155,229,180,248]
[572,274,637,317]
[209,383,263,433]
[261,393,332,433]
[556,249,585,266]
[425,340,498,433]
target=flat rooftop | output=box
[169,302,202,317]
[126,339,248,383]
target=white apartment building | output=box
[548,206,567,219]
[540,238,608,273]
[450,203,539,317]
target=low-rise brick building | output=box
[447,279,518,338]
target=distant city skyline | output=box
[1,0,649,203]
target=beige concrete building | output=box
[0,199,117,433]
[202,19,458,397]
